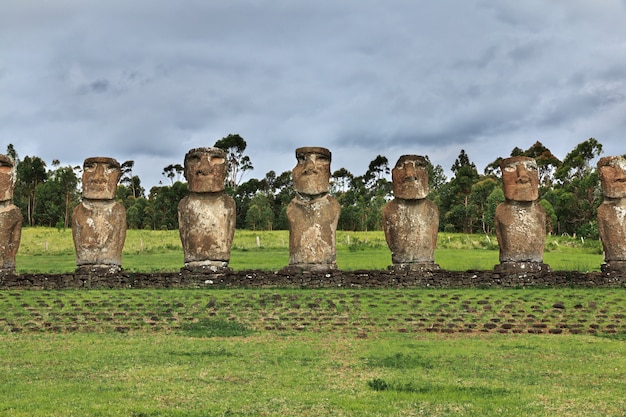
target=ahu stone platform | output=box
[1,269,625,290]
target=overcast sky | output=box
[2,0,626,190]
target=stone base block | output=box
[601,261,626,274]
[0,268,17,277]
[281,263,337,274]
[75,265,123,275]
[388,262,440,272]
[494,262,551,275]
[182,260,231,274]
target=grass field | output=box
[1,287,625,416]
[3,229,624,416]
[15,228,605,273]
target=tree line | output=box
[5,136,616,239]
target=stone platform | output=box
[1,268,625,290]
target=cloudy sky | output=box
[2,0,626,190]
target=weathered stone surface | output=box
[597,156,626,272]
[495,202,546,263]
[178,193,235,270]
[1,269,625,290]
[72,157,126,272]
[0,204,22,271]
[178,147,235,271]
[495,156,548,272]
[493,260,550,276]
[383,155,439,270]
[184,147,227,193]
[286,147,340,271]
[286,194,340,271]
[293,147,332,195]
[0,154,22,273]
[72,199,126,270]
[501,156,539,202]
[391,155,430,200]
[81,157,121,200]
[383,199,439,265]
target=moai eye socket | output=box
[84,162,97,172]
[103,163,118,175]
[314,154,330,164]
[401,160,418,170]
[187,154,201,164]
[210,156,226,165]
[523,161,538,172]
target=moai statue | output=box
[494,156,549,274]
[0,155,22,275]
[597,156,626,273]
[178,147,235,272]
[72,157,126,273]
[285,147,340,272]
[382,155,439,271]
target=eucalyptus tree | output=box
[16,155,48,226]
[162,164,183,185]
[214,134,254,190]
[545,138,604,235]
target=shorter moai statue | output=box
[382,155,439,271]
[597,155,626,273]
[0,155,22,275]
[72,157,126,273]
[494,156,549,274]
[178,147,235,272]
[285,147,340,272]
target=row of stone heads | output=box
[3,148,626,201]
[1,148,626,275]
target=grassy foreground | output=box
[1,287,625,416]
[16,228,604,273]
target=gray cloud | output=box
[2,0,626,188]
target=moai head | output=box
[392,155,429,200]
[184,147,227,193]
[501,156,539,202]
[0,154,17,202]
[82,157,122,200]
[293,147,331,196]
[598,156,626,199]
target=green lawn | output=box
[15,228,604,273]
[1,287,625,416]
[3,230,619,416]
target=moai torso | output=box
[495,201,546,263]
[72,157,126,271]
[383,198,438,264]
[287,194,340,269]
[72,200,127,267]
[494,156,548,273]
[0,202,22,271]
[0,154,21,273]
[383,155,439,270]
[178,147,235,271]
[285,146,340,272]
[598,199,626,262]
[178,192,236,266]
[597,156,626,271]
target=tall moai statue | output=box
[494,156,549,274]
[0,155,22,275]
[178,147,235,272]
[382,155,439,271]
[597,155,626,273]
[285,147,340,272]
[72,157,126,273]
